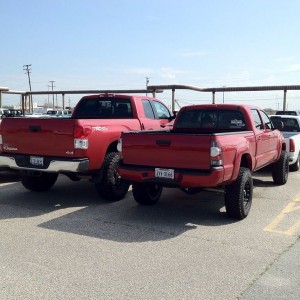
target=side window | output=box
[142,100,155,119]
[260,110,273,130]
[251,109,263,130]
[151,101,171,119]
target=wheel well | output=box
[107,141,118,153]
[282,142,287,151]
[240,154,252,170]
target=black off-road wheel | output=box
[224,167,253,220]
[95,152,130,201]
[272,151,289,185]
[290,152,300,172]
[132,183,163,205]
[21,172,58,192]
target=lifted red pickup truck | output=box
[117,104,289,219]
[0,93,173,200]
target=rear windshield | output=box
[270,117,300,132]
[176,109,246,130]
[73,97,133,119]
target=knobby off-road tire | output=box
[21,172,58,192]
[272,151,289,185]
[224,167,253,220]
[290,152,300,172]
[132,183,163,205]
[95,152,130,201]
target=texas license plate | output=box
[155,168,174,179]
[30,156,44,166]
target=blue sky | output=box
[1,0,300,110]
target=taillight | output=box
[117,137,122,152]
[73,125,92,138]
[210,140,223,166]
[73,125,92,149]
[290,139,295,152]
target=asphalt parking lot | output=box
[0,169,299,299]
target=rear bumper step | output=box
[0,153,89,173]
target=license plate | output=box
[155,168,174,179]
[30,156,44,167]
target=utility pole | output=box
[46,84,51,108]
[146,77,150,96]
[23,64,32,111]
[49,80,55,108]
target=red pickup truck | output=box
[0,93,173,200]
[117,104,289,219]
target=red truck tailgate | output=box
[1,118,75,157]
[122,132,212,170]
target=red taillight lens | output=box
[73,125,92,138]
[210,140,223,166]
[290,139,295,152]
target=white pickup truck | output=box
[270,115,300,171]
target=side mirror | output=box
[168,115,176,122]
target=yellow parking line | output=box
[264,196,300,236]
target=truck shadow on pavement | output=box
[0,172,281,243]
[252,166,284,187]
[1,181,232,242]
[0,176,100,220]
[37,187,235,242]
[0,170,20,184]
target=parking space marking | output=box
[264,194,300,236]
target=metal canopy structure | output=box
[1,84,300,113]
[0,87,9,107]
[147,84,300,112]
[0,88,161,113]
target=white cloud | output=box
[158,67,191,80]
[124,67,155,75]
[159,67,177,79]
[275,57,293,62]
[285,64,300,73]
[113,66,190,81]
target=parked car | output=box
[0,108,10,118]
[275,110,300,116]
[45,109,71,118]
[270,115,300,171]
[1,109,22,117]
